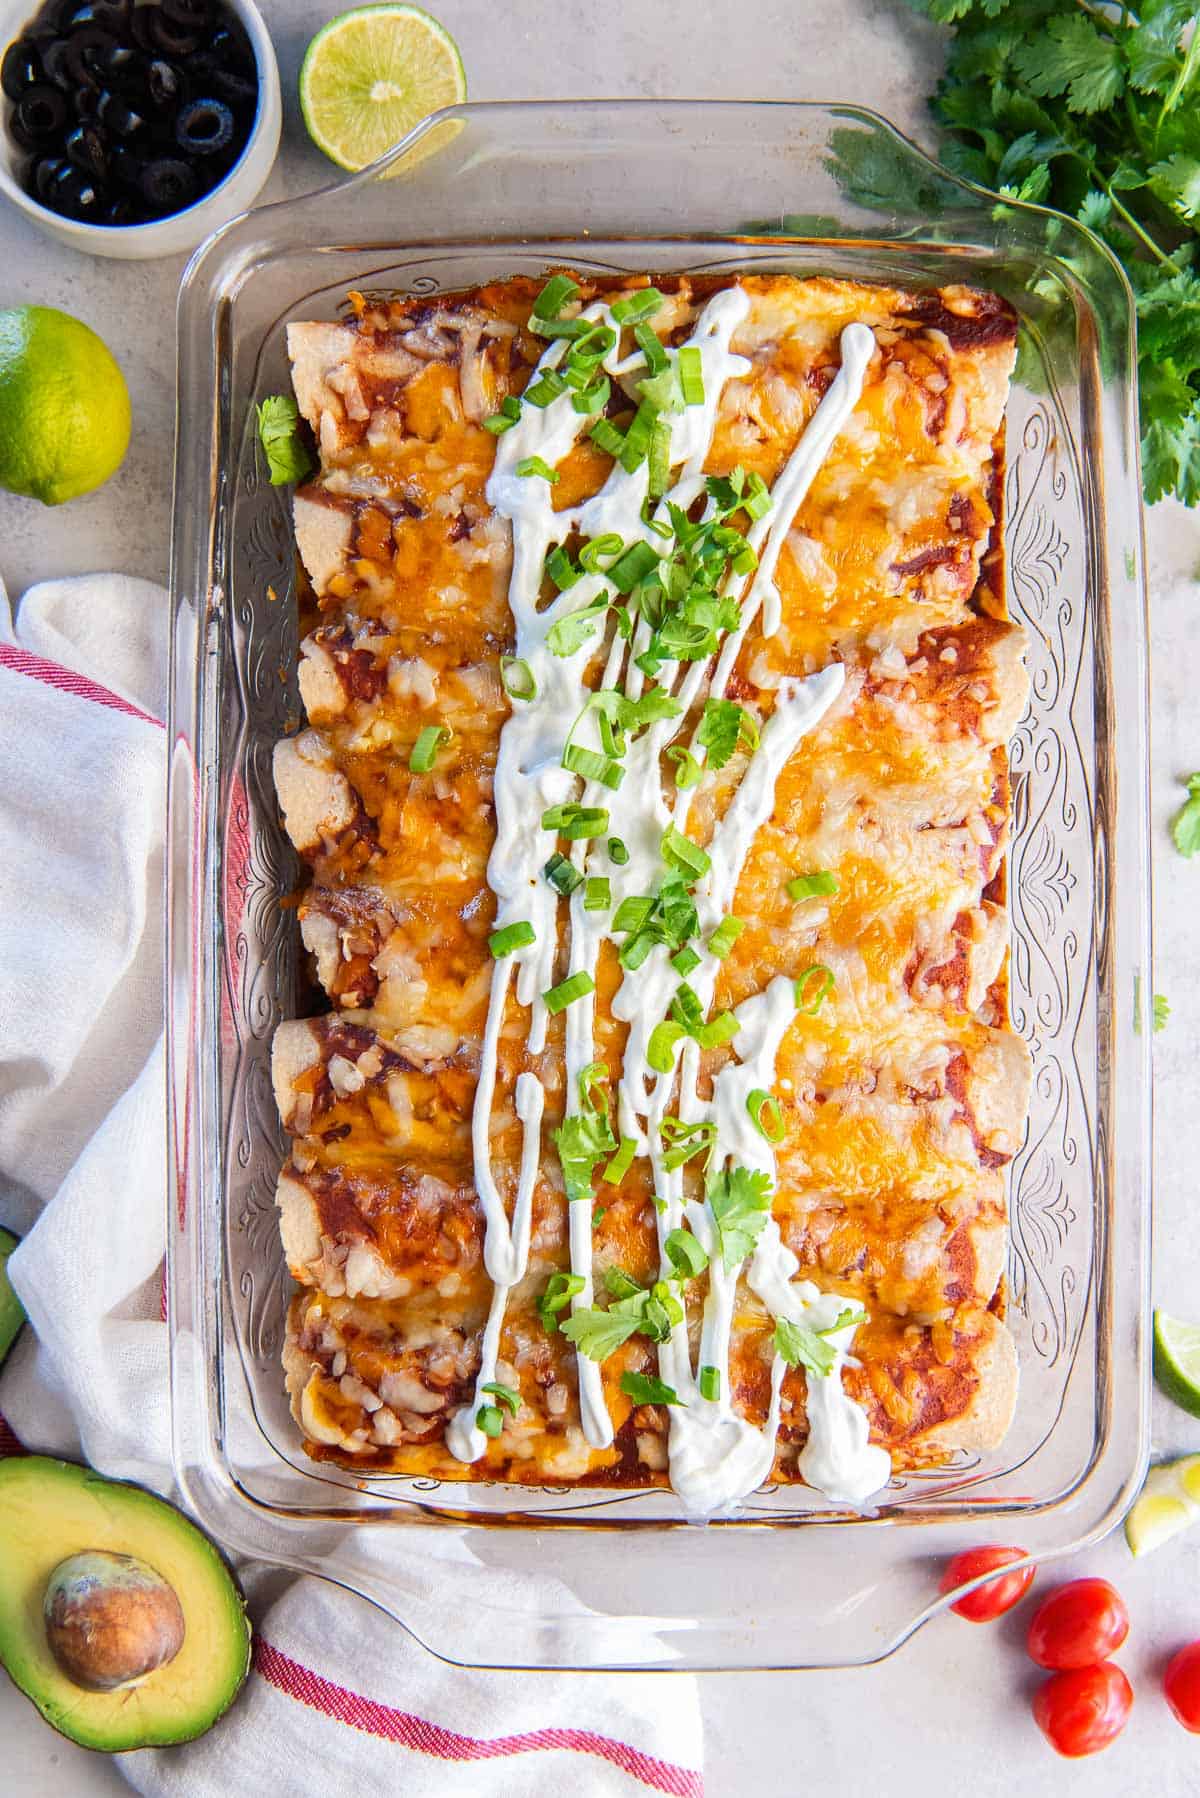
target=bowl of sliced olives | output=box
[0,0,280,257]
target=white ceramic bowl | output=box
[0,0,280,259]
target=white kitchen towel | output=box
[0,573,703,1798]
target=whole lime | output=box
[0,306,131,506]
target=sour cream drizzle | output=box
[450,287,886,1512]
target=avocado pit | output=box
[43,1549,185,1692]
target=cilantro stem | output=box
[1159,23,1200,124]
[1102,181,1176,266]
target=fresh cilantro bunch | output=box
[910,0,1200,506]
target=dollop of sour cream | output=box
[449,281,888,1515]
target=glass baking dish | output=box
[166,100,1153,1671]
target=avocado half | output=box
[0,1456,251,1751]
[0,1227,25,1367]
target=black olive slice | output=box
[145,57,182,108]
[138,154,197,210]
[148,11,203,56]
[32,153,68,201]
[174,94,232,154]
[1,38,44,103]
[95,88,144,135]
[49,161,106,218]
[65,121,109,180]
[11,84,70,147]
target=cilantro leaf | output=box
[1012,16,1124,115]
[774,1306,863,1378]
[554,1110,617,1202]
[697,698,758,772]
[620,1371,683,1406]
[547,600,608,658]
[256,395,313,486]
[561,1305,643,1362]
[562,1276,684,1362]
[1149,154,1200,224]
[706,1165,773,1271]
[1172,772,1200,856]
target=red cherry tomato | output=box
[1032,1663,1133,1757]
[940,1545,1035,1622]
[1165,1641,1200,1732]
[1026,1578,1129,1670]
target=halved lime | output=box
[1154,1310,1200,1417]
[299,4,465,174]
[1126,1454,1200,1556]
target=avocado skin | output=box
[0,1456,251,1751]
[0,1228,24,1368]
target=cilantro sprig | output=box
[906,0,1200,507]
[256,395,313,486]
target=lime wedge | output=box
[1155,1310,1200,1417]
[0,1227,26,1368]
[299,4,466,174]
[1126,1454,1200,1556]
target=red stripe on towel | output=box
[0,641,162,728]
[253,1638,704,1797]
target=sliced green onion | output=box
[671,946,701,976]
[545,546,581,591]
[699,1364,721,1402]
[579,532,624,572]
[516,455,559,483]
[562,744,625,791]
[677,345,705,406]
[538,1270,585,1332]
[608,836,630,866]
[483,395,522,435]
[579,1059,610,1114]
[592,1205,607,1227]
[571,376,611,415]
[660,1117,717,1173]
[648,417,672,498]
[619,931,656,972]
[489,921,535,958]
[707,915,745,960]
[584,876,611,912]
[481,1380,521,1417]
[543,971,595,1014]
[619,401,656,474]
[542,803,610,839]
[747,1088,785,1144]
[603,1136,637,1184]
[530,315,592,341]
[795,963,835,1014]
[476,1403,504,1438]
[787,871,839,901]
[620,1371,682,1407]
[665,1226,709,1278]
[589,417,627,460]
[729,540,758,575]
[637,366,679,413]
[605,1265,643,1301]
[611,287,663,324]
[409,724,451,772]
[744,472,771,520]
[695,1011,739,1050]
[640,498,673,538]
[648,1020,685,1073]
[666,747,703,789]
[614,604,634,639]
[670,982,705,1035]
[543,852,584,896]
[569,321,617,361]
[662,824,711,879]
[606,539,660,594]
[500,655,537,700]
[524,368,567,408]
[635,320,668,373]
[532,274,581,319]
[612,895,654,934]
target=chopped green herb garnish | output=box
[747,1088,785,1144]
[667,746,703,789]
[409,724,451,772]
[635,320,668,373]
[589,416,628,460]
[524,368,567,408]
[1174,773,1200,856]
[483,395,523,435]
[562,743,625,790]
[671,945,702,976]
[665,1226,709,1278]
[620,1371,683,1406]
[794,963,835,1014]
[538,1271,585,1333]
[647,1019,686,1073]
[707,915,744,960]
[545,546,582,591]
[543,851,584,895]
[543,971,596,1015]
[516,455,559,483]
[542,802,610,839]
[699,1364,721,1401]
[661,824,711,879]
[532,273,581,320]
[787,870,839,901]
[546,598,608,657]
[698,697,759,771]
[608,836,630,865]
[488,921,535,958]
[500,655,538,700]
[555,1107,616,1200]
[706,1165,773,1271]
[659,1116,718,1173]
[481,1380,521,1417]
[677,344,705,406]
[611,287,663,324]
[584,876,611,912]
[256,394,314,485]
[476,1404,504,1438]
[603,1135,638,1184]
